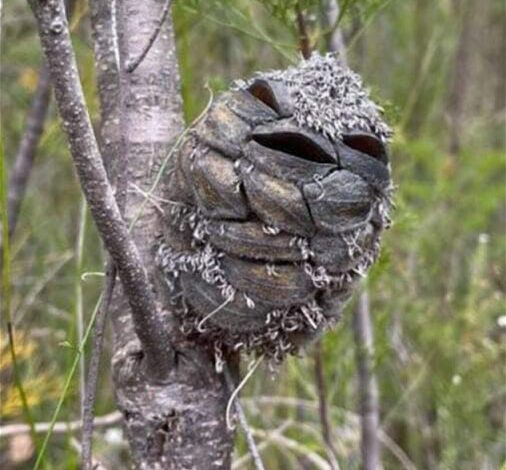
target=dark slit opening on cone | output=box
[252,132,336,165]
[247,78,293,117]
[342,132,389,164]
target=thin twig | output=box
[345,0,394,53]
[232,421,293,469]
[295,2,311,59]
[447,0,474,155]
[81,1,123,465]
[14,251,73,324]
[81,264,116,470]
[181,4,297,62]
[127,182,165,215]
[379,433,418,470]
[76,198,87,418]
[225,357,263,431]
[125,0,172,73]
[6,64,51,240]
[323,0,347,59]
[224,364,266,470]
[70,438,109,470]
[353,290,382,470]
[242,396,417,470]
[0,411,122,438]
[252,428,332,470]
[314,341,340,469]
[330,0,352,34]
[28,0,174,381]
[4,0,77,248]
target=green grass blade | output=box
[75,197,87,415]
[33,291,104,470]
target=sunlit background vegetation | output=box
[1,0,505,468]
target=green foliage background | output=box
[1,0,505,468]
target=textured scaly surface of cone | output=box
[157,53,393,367]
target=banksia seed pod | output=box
[157,53,393,364]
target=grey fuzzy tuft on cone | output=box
[236,52,393,142]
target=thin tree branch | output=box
[224,364,266,470]
[81,264,116,470]
[81,2,123,465]
[447,0,473,155]
[323,0,347,60]
[27,0,174,381]
[378,433,418,470]
[232,421,293,469]
[296,2,312,59]
[125,0,173,73]
[15,251,73,325]
[4,0,75,248]
[70,438,109,470]
[6,65,51,240]
[252,428,332,470]
[314,341,340,469]
[0,411,122,438]
[353,291,382,470]
[242,396,416,470]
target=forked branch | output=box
[27,0,174,381]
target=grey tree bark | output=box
[28,0,235,467]
[89,0,120,178]
[28,0,174,380]
[81,3,121,466]
[111,1,234,467]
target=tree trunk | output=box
[110,1,234,467]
